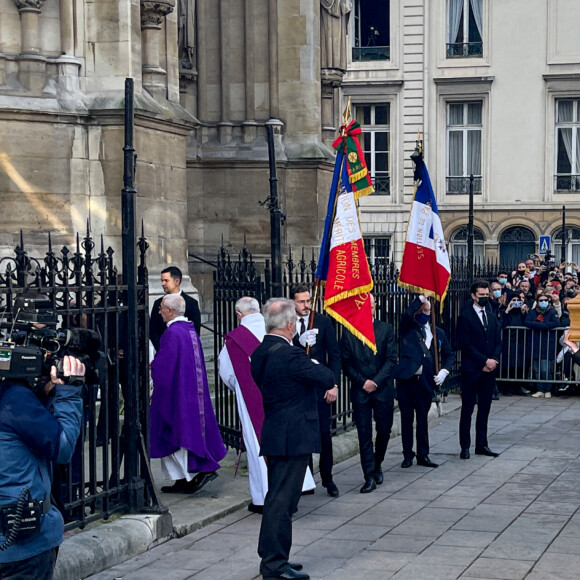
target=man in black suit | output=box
[394,295,455,469]
[341,294,397,493]
[251,298,336,580]
[150,266,201,351]
[457,280,502,459]
[291,283,341,497]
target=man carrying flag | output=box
[396,145,453,468]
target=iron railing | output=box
[211,244,518,449]
[0,229,156,531]
[446,42,483,58]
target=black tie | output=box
[480,309,488,331]
[300,318,306,336]
[419,325,427,340]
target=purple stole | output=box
[224,325,264,441]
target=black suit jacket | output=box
[251,335,335,457]
[150,292,201,351]
[457,302,502,374]
[293,312,341,386]
[341,320,397,399]
[393,297,455,391]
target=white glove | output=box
[299,328,319,348]
[433,369,449,386]
[311,358,320,365]
[419,294,427,303]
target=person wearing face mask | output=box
[489,282,503,317]
[524,294,560,398]
[457,280,502,459]
[499,290,529,397]
[394,295,454,469]
[497,271,509,287]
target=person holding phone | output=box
[500,290,529,396]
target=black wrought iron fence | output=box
[211,243,518,450]
[0,229,157,531]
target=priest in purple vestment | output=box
[150,293,227,494]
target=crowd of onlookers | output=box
[488,253,579,397]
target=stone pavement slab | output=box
[84,394,580,579]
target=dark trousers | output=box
[258,454,309,577]
[397,376,432,459]
[459,371,495,450]
[310,398,333,485]
[0,548,58,579]
[351,387,393,480]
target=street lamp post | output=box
[562,205,567,264]
[467,174,474,286]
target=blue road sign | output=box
[539,235,551,255]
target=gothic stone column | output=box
[14,0,46,93]
[140,0,175,99]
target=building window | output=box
[555,99,580,192]
[352,0,390,62]
[450,226,484,262]
[554,226,580,265]
[499,226,535,266]
[355,104,390,195]
[447,0,483,58]
[364,236,390,268]
[446,101,482,194]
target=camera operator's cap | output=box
[14,292,56,325]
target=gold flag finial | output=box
[343,98,351,126]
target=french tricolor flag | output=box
[398,153,451,307]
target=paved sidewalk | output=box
[86,394,580,580]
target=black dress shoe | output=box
[160,479,186,493]
[417,456,438,468]
[248,503,263,514]
[475,446,499,457]
[323,480,339,497]
[460,449,470,459]
[401,457,413,468]
[373,471,384,485]
[183,471,218,494]
[263,566,310,579]
[360,479,376,494]
[288,563,303,571]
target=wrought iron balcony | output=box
[352,45,390,62]
[446,176,482,195]
[555,174,580,191]
[446,42,483,58]
[371,175,390,195]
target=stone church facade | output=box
[2,1,580,305]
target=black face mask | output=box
[517,270,525,274]
[477,297,489,307]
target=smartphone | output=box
[511,301,523,308]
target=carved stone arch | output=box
[443,216,492,242]
[491,216,542,241]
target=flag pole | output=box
[306,100,351,353]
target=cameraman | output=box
[0,356,84,579]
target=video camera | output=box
[0,292,100,388]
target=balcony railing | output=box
[446,176,482,195]
[446,42,483,58]
[372,175,390,195]
[555,174,580,192]
[352,45,390,62]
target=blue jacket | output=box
[0,381,82,563]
